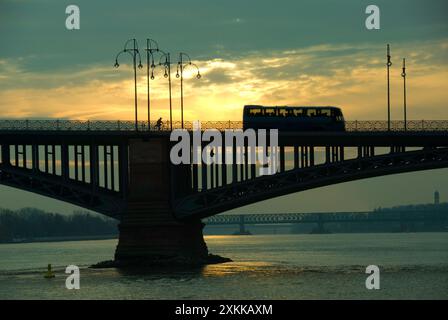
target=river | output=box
[0,233,447,299]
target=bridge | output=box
[204,209,448,234]
[1,119,448,265]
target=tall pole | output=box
[146,39,151,130]
[180,54,184,129]
[145,38,161,131]
[402,58,407,131]
[177,53,201,130]
[133,39,138,131]
[387,44,392,131]
[150,48,173,131]
[168,53,173,131]
[114,39,143,132]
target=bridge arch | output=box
[174,147,448,219]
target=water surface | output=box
[0,233,447,299]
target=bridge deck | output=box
[1,119,448,132]
[1,120,448,220]
[1,130,447,147]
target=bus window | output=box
[320,109,332,117]
[292,108,305,117]
[278,108,287,117]
[307,108,318,117]
[248,108,262,117]
[264,108,276,117]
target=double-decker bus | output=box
[242,105,345,131]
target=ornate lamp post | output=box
[114,39,143,131]
[401,58,407,131]
[386,44,392,131]
[150,49,174,130]
[144,38,160,130]
[176,53,201,129]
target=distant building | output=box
[434,190,440,205]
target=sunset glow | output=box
[1,40,448,122]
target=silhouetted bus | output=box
[243,105,345,131]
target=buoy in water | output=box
[44,264,55,279]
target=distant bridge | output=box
[204,210,448,233]
[1,119,448,263]
[204,210,448,225]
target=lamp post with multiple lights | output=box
[401,58,407,131]
[176,53,201,129]
[114,39,143,131]
[386,44,392,131]
[149,49,174,130]
[114,40,201,131]
[143,38,161,130]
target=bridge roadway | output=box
[2,129,448,145]
[1,120,448,265]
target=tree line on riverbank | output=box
[0,207,118,242]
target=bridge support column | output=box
[232,214,251,235]
[112,137,229,267]
[311,214,329,234]
[115,207,209,264]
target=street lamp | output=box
[401,58,407,131]
[150,49,174,131]
[386,44,392,131]
[176,53,201,129]
[114,39,143,131]
[144,38,160,130]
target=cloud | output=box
[1,39,448,122]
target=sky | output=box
[0,0,448,214]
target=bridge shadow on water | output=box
[112,265,210,280]
[92,260,280,280]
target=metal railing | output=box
[344,120,448,132]
[0,119,448,132]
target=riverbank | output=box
[1,234,118,244]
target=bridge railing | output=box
[345,120,448,132]
[1,120,448,131]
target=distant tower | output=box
[434,191,440,205]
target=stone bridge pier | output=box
[113,137,223,266]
